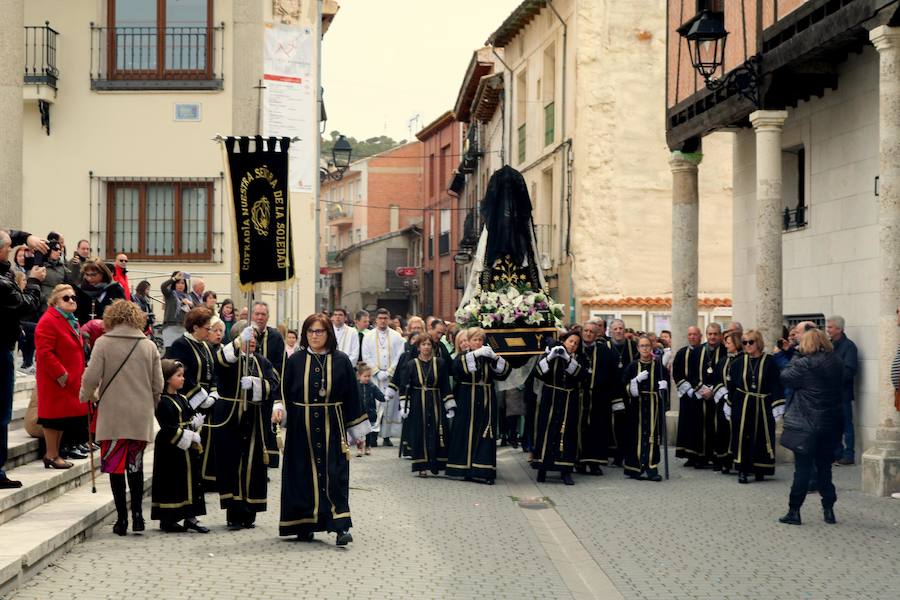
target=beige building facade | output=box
[6,0,336,327]
[486,0,733,329]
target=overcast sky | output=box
[321,0,522,142]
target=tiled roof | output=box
[580,296,732,308]
[486,0,546,47]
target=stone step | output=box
[10,376,35,431]
[0,453,154,597]
[0,453,100,526]
[5,428,42,472]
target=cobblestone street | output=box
[5,443,900,600]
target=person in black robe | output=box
[212,323,280,528]
[390,331,420,458]
[355,363,383,456]
[711,330,743,474]
[606,320,638,467]
[165,307,219,489]
[151,359,208,533]
[274,313,371,546]
[447,328,511,484]
[576,321,618,475]
[398,334,454,476]
[621,336,670,482]
[727,330,785,483]
[249,302,286,469]
[531,330,588,485]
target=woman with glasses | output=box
[710,330,743,475]
[73,258,126,325]
[211,322,280,529]
[274,313,370,546]
[165,307,220,493]
[35,285,89,469]
[726,330,785,484]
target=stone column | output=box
[862,26,900,497]
[0,0,24,228]
[669,150,701,420]
[749,110,788,349]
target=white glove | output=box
[190,413,205,429]
[272,402,286,425]
[188,388,209,410]
[658,380,668,391]
[723,403,732,421]
[772,405,785,420]
[241,327,254,344]
[190,430,202,444]
[611,400,626,412]
[550,346,567,361]
[376,370,389,383]
[200,390,218,409]
[240,376,254,390]
[472,346,488,358]
[446,409,455,419]
[251,377,262,403]
[176,430,193,450]
[482,345,497,360]
[399,408,409,420]
[635,370,650,383]
[385,387,398,403]
[686,387,695,398]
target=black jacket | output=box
[0,231,43,350]
[780,351,844,441]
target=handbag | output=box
[780,403,815,453]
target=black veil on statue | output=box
[479,165,542,291]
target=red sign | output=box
[395,267,416,278]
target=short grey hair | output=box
[0,230,10,249]
[589,318,607,328]
[827,315,845,330]
[252,300,270,313]
[707,322,722,333]
[609,318,625,329]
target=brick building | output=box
[322,141,424,313]
[416,112,463,321]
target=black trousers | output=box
[789,442,837,510]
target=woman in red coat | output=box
[35,284,88,469]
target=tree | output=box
[320,131,406,163]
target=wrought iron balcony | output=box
[326,250,341,265]
[783,205,808,232]
[90,24,225,90]
[24,22,59,89]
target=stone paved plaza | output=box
[5,444,900,600]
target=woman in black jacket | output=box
[778,329,844,526]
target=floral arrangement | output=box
[455,283,564,329]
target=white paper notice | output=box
[263,24,315,193]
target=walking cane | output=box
[658,374,670,480]
[87,402,97,493]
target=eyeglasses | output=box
[307,328,327,336]
[118,259,128,263]
[742,340,755,346]
[60,295,76,302]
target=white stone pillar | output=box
[749,110,788,349]
[0,0,24,227]
[862,25,900,497]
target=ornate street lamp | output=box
[320,134,353,183]
[678,10,760,107]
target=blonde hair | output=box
[467,327,485,342]
[743,329,765,352]
[102,299,146,331]
[48,284,74,308]
[454,328,469,355]
[799,328,832,355]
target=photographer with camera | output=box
[67,239,91,284]
[37,236,72,317]
[0,229,47,489]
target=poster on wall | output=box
[263,23,314,193]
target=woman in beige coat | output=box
[81,300,163,536]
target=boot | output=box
[561,472,575,486]
[127,471,145,532]
[778,507,802,526]
[110,474,128,536]
[823,506,836,524]
[536,469,547,483]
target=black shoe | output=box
[779,508,802,525]
[823,507,836,524]
[807,481,818,492]
[0,477,23,489]
[738,472,749,484]
[509,439,519,449]
[693,461,709,470]
[589,465,604,476]
[62,446,88,460]
[336,530,353,546]
[112,519,128,536]
[561,473,575,486]
[647,473,662,482]
[720,466,731,475]
[536,469,546,483]
[625,471,644,481]
[684,459,697,467]
[382,438,394,447]
[297,531,314,542]
[160,521,187,533]
[575,464,587,475]
[370,439,378,448]
[184,518,210,533]
[612,458,624,468]
[499,438,508,447]
[131,513,145,532]
[755,473,765,482]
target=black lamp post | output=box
[321,134,353,183]
[678,10,760,107]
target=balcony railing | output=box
[90,24,224,90]
[326,250,340,265]
[24,22,59,88]
[783,205,807,232]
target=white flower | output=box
[507,287,520,299]
[480,315,494,328]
